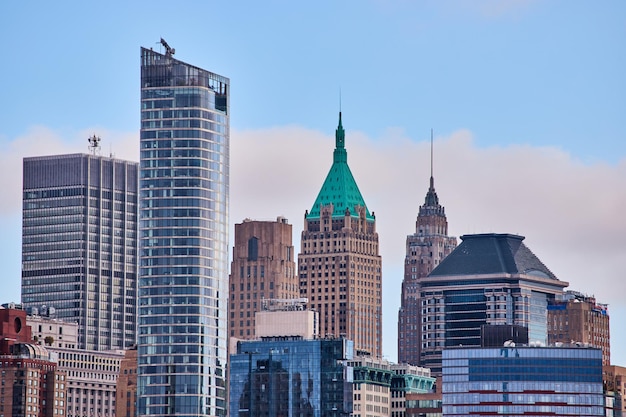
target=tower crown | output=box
[419,131,446,218]
[419,175,445,217]
[307,113,373,220]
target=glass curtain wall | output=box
[138,47,229,417]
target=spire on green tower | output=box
[333,112,347,163]
[306,112,374,220]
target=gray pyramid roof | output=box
[429,233,558,280]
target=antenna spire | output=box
[430,129,434,185]
[88,134,101,156]
[339,88,342,113]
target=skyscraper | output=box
[138,43,230,417]
[397,139,456,365]
[298,113,382,357]
[228,217,298,340]
[22,153,138,350]
[417,233,568,376]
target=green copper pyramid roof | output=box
[307,113,374,221]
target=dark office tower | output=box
[22,153,138,351]
[397,144,456,365]
[298,113,382,357]
[418,233,568,377]
[138,43,230,417]
[229,217,298,340]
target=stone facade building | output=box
[548,290,610,366]
[27,312,78,349]
[55,348,124,417]
[397,141,456,365]
[228,217,298,340]
[298,113,382,357]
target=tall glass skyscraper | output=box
[138,45,230,417]
[22,153,138,351]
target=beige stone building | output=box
[54,348,124,417]
[255,298,318,339]
[389,363,435,417]
[347,356,393,417]
[299,113,382,357]
[228,217,298,340]
[548,290,610,365]
[27,313,79,349]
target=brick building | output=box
[0,306,67,417]
[228,217,298,341]
[115,346,138,417]
[548,290,610,365]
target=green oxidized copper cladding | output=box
[306,112,374,221]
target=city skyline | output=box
[0,1,624,366]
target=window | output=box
[248,237,258,261]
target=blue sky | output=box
[1,1,624,364]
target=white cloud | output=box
[0,126,139,215]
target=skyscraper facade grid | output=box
[22,153,138,351]
[138,45,230,417]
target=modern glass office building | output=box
[138,45,230,417]
[230,338,354,417]
[417,233,568,377]
[442,346,604,416]
[22,153,138,351]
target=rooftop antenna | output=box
[339,88,342,113]
[88,134,101,156]
[430,128,434,179]
[160,38,175,57]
